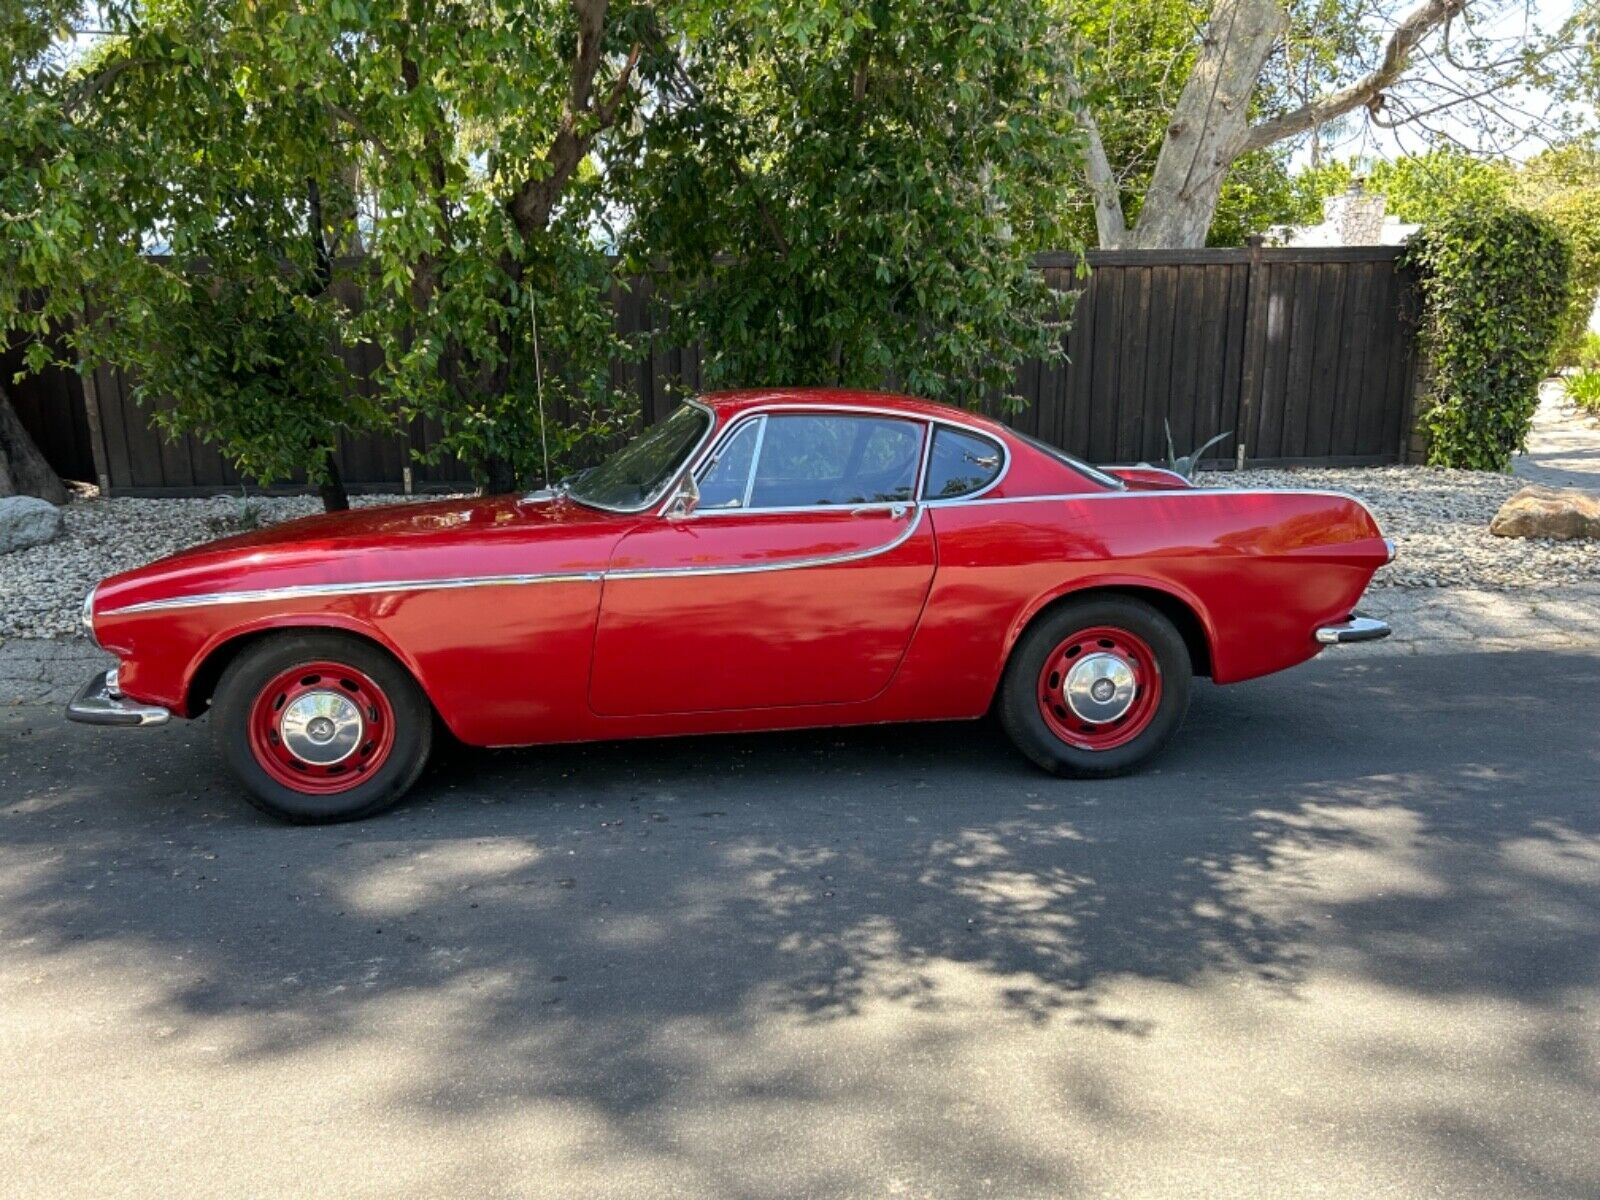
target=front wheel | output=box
[998,596,1192,778]
[211,632,433,823]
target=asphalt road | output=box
[2,645,1598,1199]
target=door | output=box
[589,413,935,716]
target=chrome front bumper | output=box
[1315,614,1392,645]
[65,669,171,727]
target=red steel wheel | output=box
[1034,624,1164,752]
[245,660,397,795]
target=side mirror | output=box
[665,471,700,519]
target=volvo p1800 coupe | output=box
[69,388,1393,823]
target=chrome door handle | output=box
[851,503,910,518]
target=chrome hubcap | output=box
[279,690,364,766]
[1063,652,1137,724]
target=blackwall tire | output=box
[999,596,1192,778]
[211,632,433,823]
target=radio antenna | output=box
[530,288,552,491]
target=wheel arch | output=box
[181,615,443,723]
[1002,579,1216,683]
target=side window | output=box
[922,427,1004,500]
[696,418,762,508]
[747,415,921,508]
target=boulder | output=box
[0,495,65,554]
[1489,484,1600,541]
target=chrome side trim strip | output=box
[926,485,1384,522]
[108,571,605,616]
[101,510,926,615]
[608,507,925,580]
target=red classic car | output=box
[69,388,1392,822]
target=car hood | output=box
[93,493,635,617]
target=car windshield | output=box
[565,403,712,512]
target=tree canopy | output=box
[1070,0,1596,247]
[619,0,1083,410]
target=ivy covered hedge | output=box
[1407,203,1572,471]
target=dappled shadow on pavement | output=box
[1,647,1598,1197]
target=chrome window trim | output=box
[691,412,767,511]
[559,398,719,515]
[740,415,769,510]
[919,422,1012,506]
[683,406,930,518]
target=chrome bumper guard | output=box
[1315,614,1392,646]
[66,669,171,727]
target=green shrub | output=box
[1576,331,1600,373]
[1567,369,1600,415]
[1407,203,1572,471]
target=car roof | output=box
[696,387,1014,438]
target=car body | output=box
[70,388,1392,821]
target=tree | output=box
[1069,0,1592,247]
[620,0,1083,411]
[4,0,659,503]
[0,0,76,503]
[1513,144,1600,367]
[1286,145,1511,225]
[1056,0,1300,248]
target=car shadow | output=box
[2,645,1598,1195]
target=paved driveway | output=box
[3,643,1598,1199]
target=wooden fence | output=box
[8,243,1421,496]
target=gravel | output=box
[0,492,435,639]
[1206,466,1600,590]
[2,468,1597,639]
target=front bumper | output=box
[65,669,171,727]
[1315,614,1392,645]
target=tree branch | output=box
[1073,101,1128,248]
[509,0,641,237]
[1241,0,1465,154]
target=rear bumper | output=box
[1315,614,1392,645]
[65,669,172,727]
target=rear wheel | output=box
[212,632,433,823]
[999,596,1191,778]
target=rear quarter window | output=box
[922,427,1004,500]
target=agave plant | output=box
[1164,420,1233,481]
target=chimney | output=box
[1321,176,1387,245]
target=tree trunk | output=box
[1127,0,1285,249]
[0,383,69,504]
[305,178,352,513]
[483,454,518,496]
[318,449,350,512]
